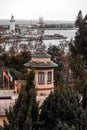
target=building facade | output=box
[24,50,58,106]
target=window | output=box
[47,72,52,83]
[38,72,44,84]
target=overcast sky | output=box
[0,0,87,21]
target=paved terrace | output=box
[0,92,18,116]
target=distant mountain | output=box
[0,19,74,25]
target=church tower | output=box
[10,15,15,33]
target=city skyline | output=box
[0,0,87,21]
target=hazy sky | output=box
[0,0,87,21]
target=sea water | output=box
[44,29,76,48]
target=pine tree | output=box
[3,70,39,130]
[39,89,87,130]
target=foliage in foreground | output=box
[3,70,39,130]
[39,89,87,130]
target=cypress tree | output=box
[75,10,83,28]
[70,11,87,61]
[69,11,87,81]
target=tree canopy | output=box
[70,11,87,61]
[69,11,87,87]
[0,51,31,80]
[47,45,63,87]
[39,89,87,130]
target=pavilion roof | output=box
[32,51,51,58]
[24,61,58,68]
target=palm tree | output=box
[69,54,86,80]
